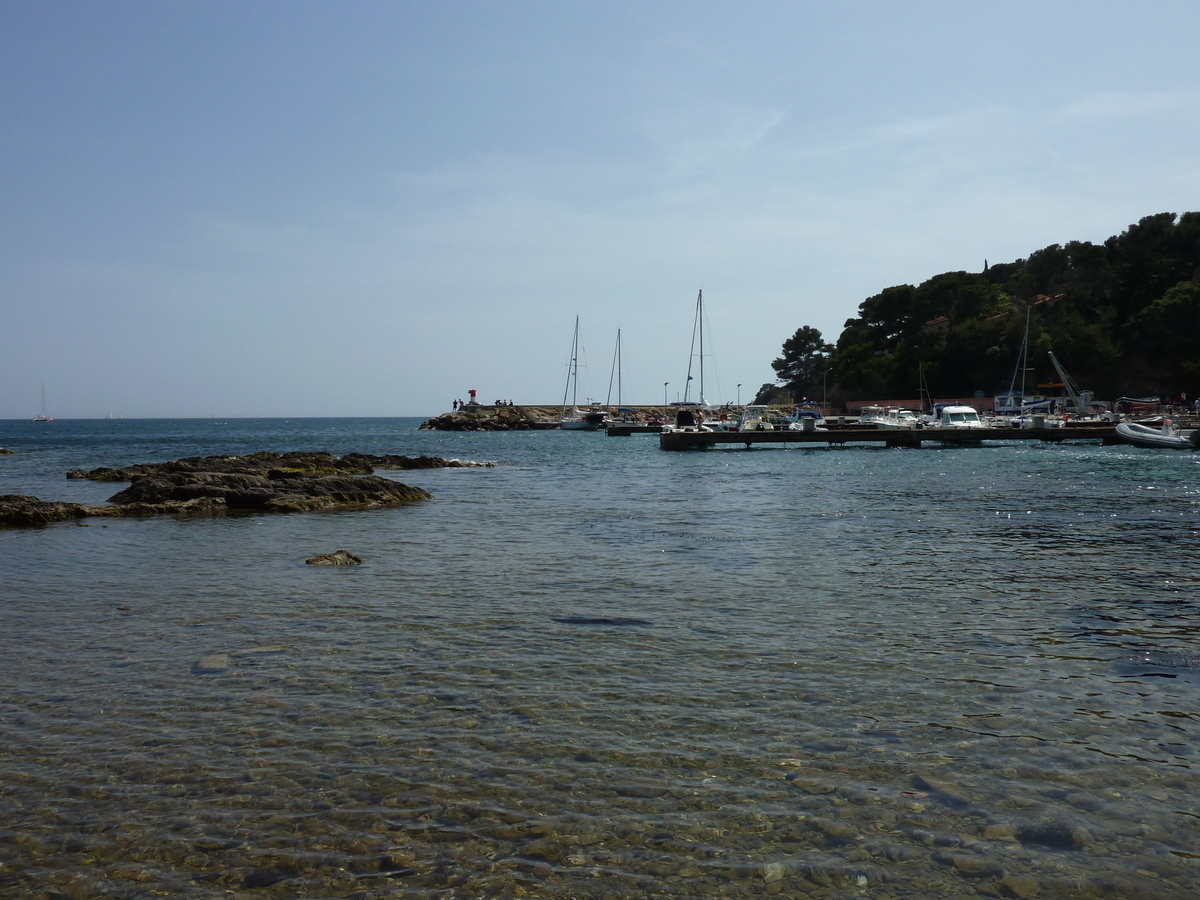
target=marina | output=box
[659,422,1126,450]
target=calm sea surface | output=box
[1,418,1198,899]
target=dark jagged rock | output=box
[4,451,457,528]
[0,448,15,455]
[67,451,371,481]
[0,495,89,527]
[107,472,431,509]
[306,549,363,566]
[67,451,491,481]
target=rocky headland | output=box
[420,404,561,431]
[420,404,674,430]
[1,451,488,529]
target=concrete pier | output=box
[658,424,1120,451]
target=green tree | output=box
[771,326,833,400]
[775,211,1200,404]
[1129,280,1200,395]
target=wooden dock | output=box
[658,424,1120,450]
[606,424,668,435]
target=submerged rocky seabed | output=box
[1,629,1197,900]
[2,419,1197,899]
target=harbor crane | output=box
[1047,352,1094,416]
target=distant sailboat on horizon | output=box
[32,384,53,422]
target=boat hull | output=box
[1115,422,1197,449]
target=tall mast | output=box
[684,289,703,404]
[562,316,580,414]
[698,290,704,404]
[1006,306,1031,405]
[606,328,623,408]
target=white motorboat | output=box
[703,407,740,431]
[871,407,920,430]
[858,406,887,426]
[661,403,712,434]
[1116,420,1199,450]
[784,402,826,430]
[738,404,777,432]
[928,404,987,428]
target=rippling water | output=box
[2,418,1199,899]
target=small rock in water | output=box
[1017,816,1086,849]
[949,853,1003,877]
[790,775,837,794]
[193,653,231,673]
[999,873,1042,898]
[761,861,786,883]
[305,549,363,566]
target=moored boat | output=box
[928,405,987,428]
[785,402,826,430]
[559,317,602,431]
[1115,420,1199,450]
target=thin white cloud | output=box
[1060,89,1200,121]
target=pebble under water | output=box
[1,417,1198,899]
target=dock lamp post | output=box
[737,383,742,405]
[823,367,834,414]
[664,382,669,406]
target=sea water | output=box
[1,418,1198,899]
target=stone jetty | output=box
[420,404,675,431]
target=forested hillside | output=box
[761,212,1200,405]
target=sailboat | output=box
[664,290,717,433]
[994,308,1052,419]
[32,384,53,422]
[559,317,603,431]
[606,328,638,424]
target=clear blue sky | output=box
[3,1,1198,417]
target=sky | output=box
[3,1,1199,418]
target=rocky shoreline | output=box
[420,404,675,431]
[1,451,489,529]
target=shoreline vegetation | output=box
[761,212,1200,407]
[0,451,491,529]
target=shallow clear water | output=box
[1,418,1199,898]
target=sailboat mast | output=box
[698,290,704,403]
[1006,306,1031,402]
[606,328,622,408]
[562,316,580,413]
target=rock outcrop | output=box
[420,405,560,431]
[0,495,90,527]
[106,472,430,511]
[67,450,490,481]
[419,405,676,431]
[1,450,485,529]
[305,550,363,566]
